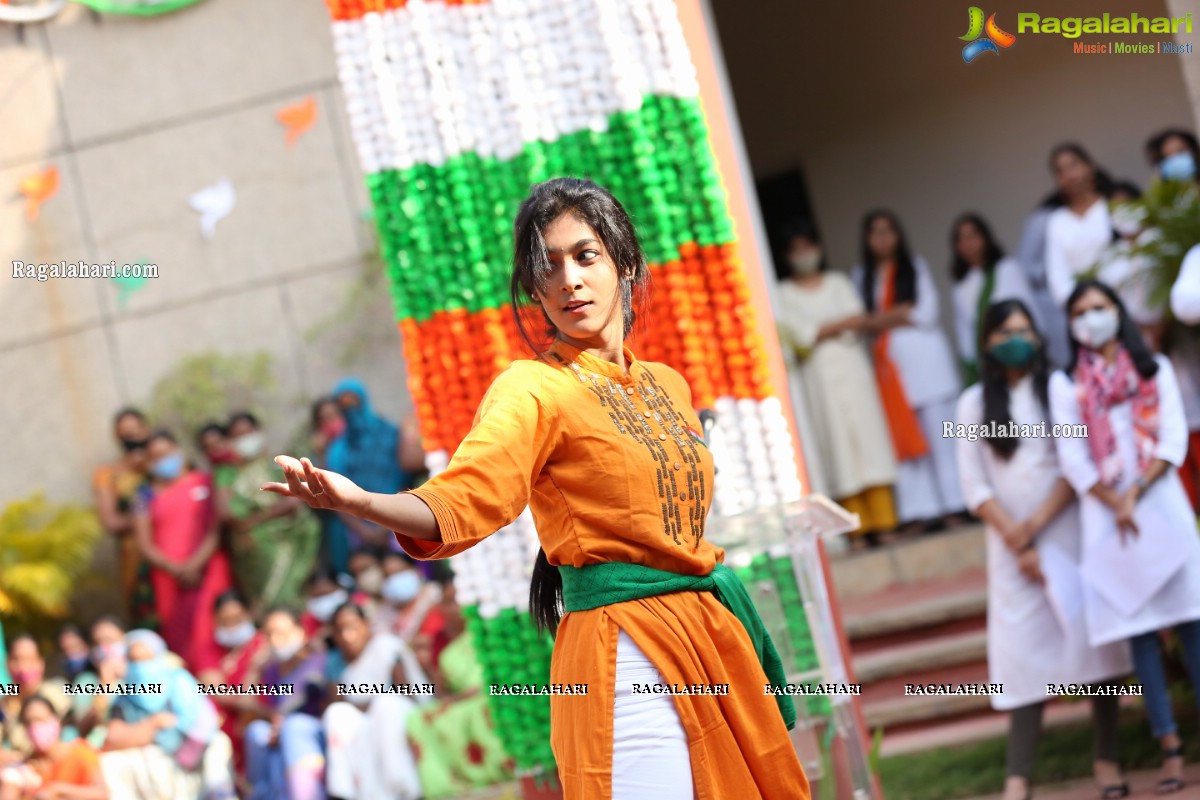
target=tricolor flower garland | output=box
[324,0,808,773]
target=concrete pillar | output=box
[1166,0,1200,132]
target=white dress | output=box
[1046,198,1112,307]
[956,379,1131,709]
[1095,236,1163,325]
[777,274,898,499]
[852,257,964,521]
[1049,356,1200,646]
[952,257,1037,365]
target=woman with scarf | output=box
[956,299,1131,800]
[853,209,968,535]
[100,630,235,800]
[1049,280,1200,795]
[324,380,425,553]
[221,412,321,614]
[265,178,810,799]
[133,432,234,673]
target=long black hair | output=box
[772,218,827,281]
[950,213,1005,283]
[859,209,917,311]
[1064,279,1159,380]
[510,178,652,636]
[978,300,1051,459]
[509,177,651,356]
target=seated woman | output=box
[371,553,445,647]
[321,603,428,800]
[195,591,268,791]
[406,586,514,799]
[0,695,107,800]
[99,630,236,800]
[243,608,329,800]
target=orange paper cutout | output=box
[19,165,59,221]
[276,97,318,146]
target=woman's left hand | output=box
[1016,547,1044,585]
[1115,490,1139,542]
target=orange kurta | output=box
[394,339,810,800]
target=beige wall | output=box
[711,0,1195,291]
[0,2,412,600]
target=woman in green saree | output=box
[406,586,515,798]
[221,412,321,615]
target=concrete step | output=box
[853,628,988,684]
[879,696,1141,759]
[841,569,988,642]
[861,660,995,729]
[830,524,987,600]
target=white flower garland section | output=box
[330,0,700,174]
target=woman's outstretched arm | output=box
[261,455,440,542]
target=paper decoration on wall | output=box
[0,0,66,24]
[276,97,318,147]
[189,178,235,239]
[18,165,58,222]
[73,0,207,15]
[112,259,152,309]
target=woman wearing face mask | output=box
[133,431,234,673]
[853,209,968,536]
[347,548,386,598]
[1049,280,1200,795]
[91,408,156,629]
[373,552,447,644]
[299,569,360,641]
[774,220,899,548]
[56,627,93,685]
[1044,143,1116,308]
[221,412,321,616]
[243,608,329,800]
[950,214,1037,386]
[956,300,1132,800]
[0,696,107,800]
[1098,182,1166,353]
[195,591,268,787]
[321,603,429,800]
[1147,128,1200,186]
[100,630,235,800]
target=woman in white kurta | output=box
[775,225,898,542]
[853,210,965,530]
[1044,144,1113,308]
[949,214,1038,385]
[955,298,1131,800]
[1049,279,1200,795]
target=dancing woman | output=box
[264,177,810,799]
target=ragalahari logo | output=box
[960,7,1017,62]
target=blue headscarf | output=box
[325,378,411,495]
[115,630,217,754]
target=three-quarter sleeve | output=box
[954,387,995,513]
[396,362,558,560]
[1152,356,1188,467]
[1048,371,1099,495]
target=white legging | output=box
[612,629,696,799]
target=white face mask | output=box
[306,589,348,622]
[381,571,422,605]
[233,431,267,460]
[1110,203,1145,238]
[788,251,822,276]
[355,566,384,597]
[271,639,304,664]
[1070,307,1120,349]
[214,621,256,650]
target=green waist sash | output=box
[558,561,796,730]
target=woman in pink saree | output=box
[134,430,234,673]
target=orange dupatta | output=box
[872,263,929,460]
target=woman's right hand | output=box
[261,456,366,514]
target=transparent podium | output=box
[708,496,882,800]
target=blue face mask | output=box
[64,656,90,677]
[1161,151,1196,182]
[124,658,169,688]
[381,570,422,604]
[152,452,185,480]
